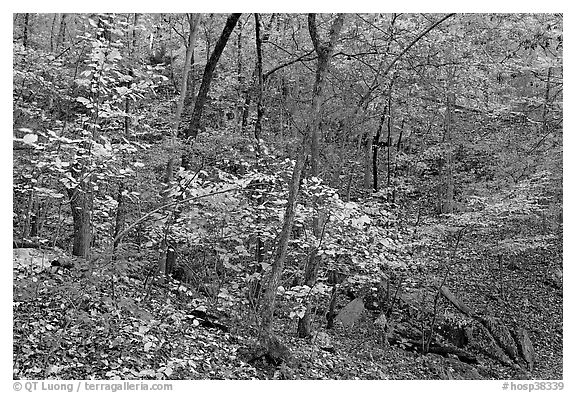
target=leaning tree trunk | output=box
[298,13,346,338]
[184,13,241,144]
[260,146,307,337]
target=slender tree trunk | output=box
[157,14,202,279]
[132,14,139,57]
[22,13,30,48]
[68,185,92,257]
[240,67,257,132]
[174,13,202,133]
[236,18,243,91]
[56,13,67,51]
[29,200,40,238]
[248,13,267,299]
[22,190,33,240]
[440,62,455,214]
[326,284,339,329]
[156,158,176,281]
[396,119,404,151]
[541,67,552,134]
[363,131,373,189]
[113,182,126,250]
[386,85,393,191]
[372,77,395,193]
[254,13,264,150]
[391,119,405,203]
[372,109,386,192]
[260,146,307,337]
[185,13,241,142]
[298,13,346,338]
[50,14,58,52]
[122,16,139,136]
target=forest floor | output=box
[13,237,562,380]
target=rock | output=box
[480,316,519,361]
[426,354,482,380]
[514,327,536,371]
[335,298,365,329]
[440,287,474,317]
[444,358,483,379]
[312,331,334,352]
[13,248,58,269]
[374,313,388,329]
[468,322,514,367]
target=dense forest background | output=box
[12,13,562,380]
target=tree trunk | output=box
[174,13,202,134]
[298,13,346,338]
[49,14,58,52]
[541,67,552,134]
[240,67,258,132]
[56,13,67,51]
[131,13,139,58]
[68,185,92,258]
[182,13,241,170]
[326,284,339,329]
[440,60,455,214]
[185,13,241,142]
[363,131,373,189]
[254,13,264,150]
[386,83,393,191]
[372,109,386,192]
[236,18,243,95]
[260,146,307,336]
[22,13,30,48]
[113,182,126,250]
[158,157,176,281]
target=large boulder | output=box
[13,248,58,269]
[335,298,365,329]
